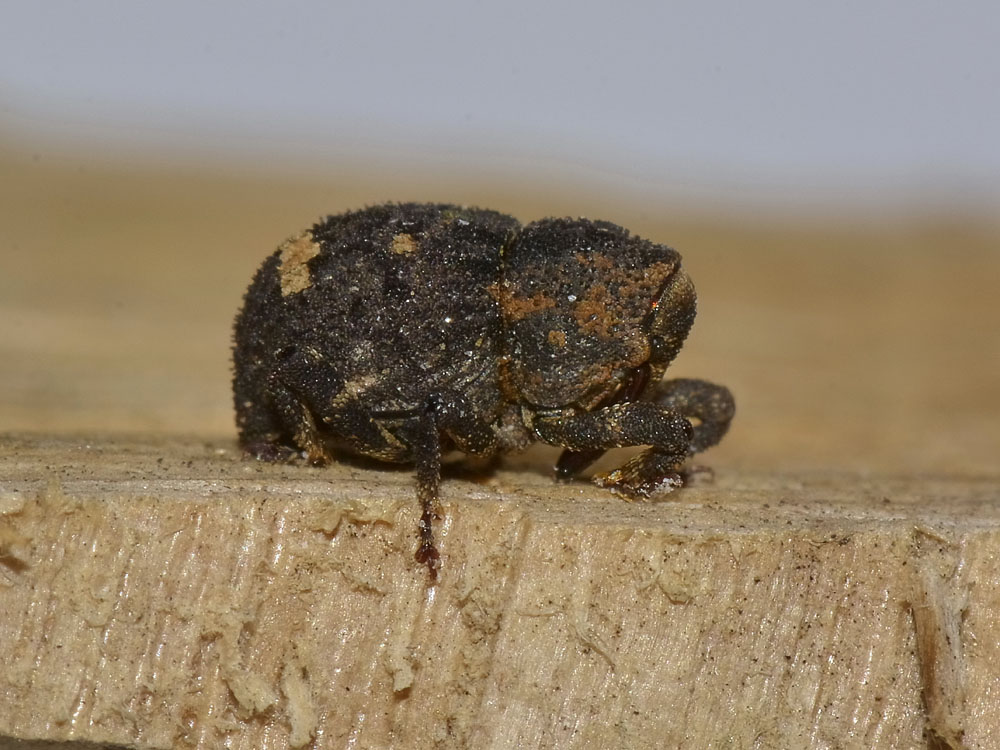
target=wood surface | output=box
[0,141,998,749]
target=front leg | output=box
[654,378,735,454]
[532,402,694,498]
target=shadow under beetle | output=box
[233,203,734,580]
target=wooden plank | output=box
[1,434,998,748]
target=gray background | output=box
[2,0,998,211]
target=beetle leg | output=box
[652,378,735,454]
[234,358,330,465]
[555,364,652,479]
[234,345,342,464]
[554,447,607,480]
[593,447,689,498]
[532,401,693,497]
[394,404,444,581]
[259,346,408,464]
[396,392,500,581]
[263,373,330,465]
[425,391,499,457]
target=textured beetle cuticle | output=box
[232,202,735,579]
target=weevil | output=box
[233,203,734,579]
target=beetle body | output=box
[233,203,734,577]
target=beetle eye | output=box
[650,335,666,353]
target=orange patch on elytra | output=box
[547,329,567,347]
[497,283,558,322]
[278,231,322,296]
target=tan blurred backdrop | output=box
[1,140,998,479]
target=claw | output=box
[414,541,440,581]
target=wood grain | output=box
[2,434,999,749]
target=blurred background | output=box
[1,1,998,477]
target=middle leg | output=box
[396,391,500,580]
